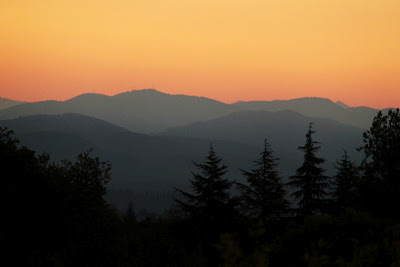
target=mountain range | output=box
[0,89,391,132]
[1,111,365,211]
[0,113,258,211]
[0,97,24,110]
[163,110,364,176]
[0,89,388,211]
[0,90,236,133]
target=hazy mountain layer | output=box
[163,110,365,177]
[0,89,236,133]
[233,97,383,129]
[0,97,24,110]
[0,113,258,211]
[0,89,388,133]
[1,111,367,211]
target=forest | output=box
[1,108,400,266]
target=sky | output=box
[1,0,399,109]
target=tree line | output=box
[176,109,400,222]
[1,108,399,266]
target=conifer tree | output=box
[175,145,234,223]
[359,108,400,187]
[287,123,329,216]
[123,201,137,224]
[332,150,359,211]
[175,145,236,266]
[358,108,400,217]
[236,139,288,222]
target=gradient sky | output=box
[1,0,399,108]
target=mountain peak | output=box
[0,97,24,110]
[65,93,109,104]
[290,97,334,103]
[335,101,350,109]
[133,88,163,94]
[235,96,335,105]
[115,88,167,97]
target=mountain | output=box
[335,101,349,109]
[163,110,365,178]
[0,113,258,211]
[0,97,24,110]
[233,97,383,129]
[1,110,369,211]
[0,89,237,133]
[0,90,388,133]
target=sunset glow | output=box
[1,0,399,108]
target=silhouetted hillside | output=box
[0,89,236,133]
[1,110,366,203]
[2,113,129,137]
[0,113,258,211]
[164,110,364,177]
[0,97,24,110]
[2,107,399,267]
[0,90,390,132]
[234,97,384,129]
[335,100,349,109]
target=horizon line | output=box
[1,88,396,110]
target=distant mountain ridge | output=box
[1,111,367,211]
[0,89,389,132]
[0,97,24,110]
[163,109,364,178]
[0,89,236,133]
[232,97,385,129]
[335,101,349,109]
[0,113,259,211]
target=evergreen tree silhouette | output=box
[123,201,137,224]
[359,108,400,187]
[236,139,289,222]
[175,145,234,225]
[358,108,400,218]
[287,123,329,216]
[0,128,123,265]
[332,150,359,212]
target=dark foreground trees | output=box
[51,151,123,266]
[3,107,400,266]
[358,108,400,218]
[360,108,400,183]
[174,145,238,264]
[288,123,330,216]
[331,150,359,212]
[175,145,235,226]
[236,139,289,222]
[0,127,122,266]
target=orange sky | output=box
[1,0,399,108]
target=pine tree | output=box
[359,108,400,187]
[358,108,400,217]
[123,201,137,224]
[332,150,359,211]
[175,145,236,267]
[175,145,234,223]
[287,123,329,216]
[236,139,289,222]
